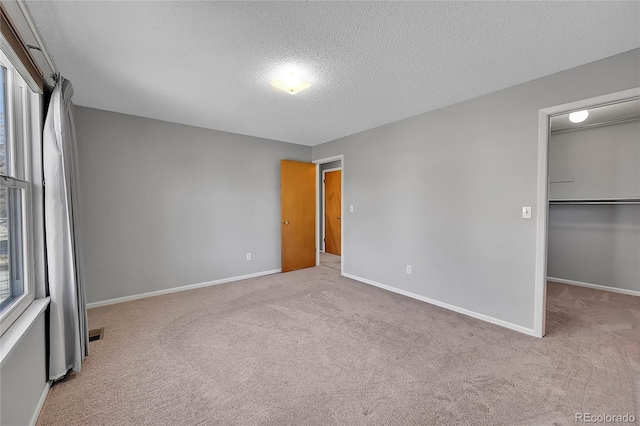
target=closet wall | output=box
[547,119,640,293]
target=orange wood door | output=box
[324,170,341,255]
[281,160,316,272]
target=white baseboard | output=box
[342,273,539,338]
[547,277,640,297]
[87,269,282,309]
[29,380,51,426]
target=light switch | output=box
[522,206,532,219]
[349,205,354,213]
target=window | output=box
[0,47,35,333]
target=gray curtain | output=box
[43,77,88,380]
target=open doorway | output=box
[535,88,640,337]
[313,155,344,273]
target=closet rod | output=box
[549,199,640,205]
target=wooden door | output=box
[324,170,341,255]
[281,160,316,272]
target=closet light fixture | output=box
[569,110,589,123]
[270,69,311,95]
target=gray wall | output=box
[549,120,640,200]
[312,49,640,331]
[547,205,639,292]
[318,160,342,250]
[0,315,47,426]
[75,107,310,304]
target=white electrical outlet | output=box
[246,253,252,261]
[522,206,532,219]
[406,265,412,274]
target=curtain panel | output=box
[43,77,88,380]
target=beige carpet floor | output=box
[320,252,341,271]
[37,268,639,425]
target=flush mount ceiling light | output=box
[568,110,589,123]
[270,69,311,95]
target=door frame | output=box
[321,167,342,253]
[533,87,640,338]
[313,155,344,272]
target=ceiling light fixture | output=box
[270,69,311,95]
[568,110,589,123]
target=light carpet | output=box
[37,267,639,425]
[320,252,341,271]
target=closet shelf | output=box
[549,198,640,205]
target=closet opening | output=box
[535,89,640,337]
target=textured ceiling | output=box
[26,1,640,146]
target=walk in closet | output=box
[547,98,640,294]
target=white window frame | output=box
[0,45,36,336]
